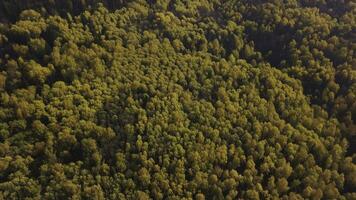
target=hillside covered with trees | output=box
[0,0,355,199]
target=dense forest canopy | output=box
[0,0,355,199]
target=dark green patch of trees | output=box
[0,0,355,199]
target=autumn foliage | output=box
[0,0,355,199]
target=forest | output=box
[0,0,355,199]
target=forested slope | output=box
[0,0,355,199]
